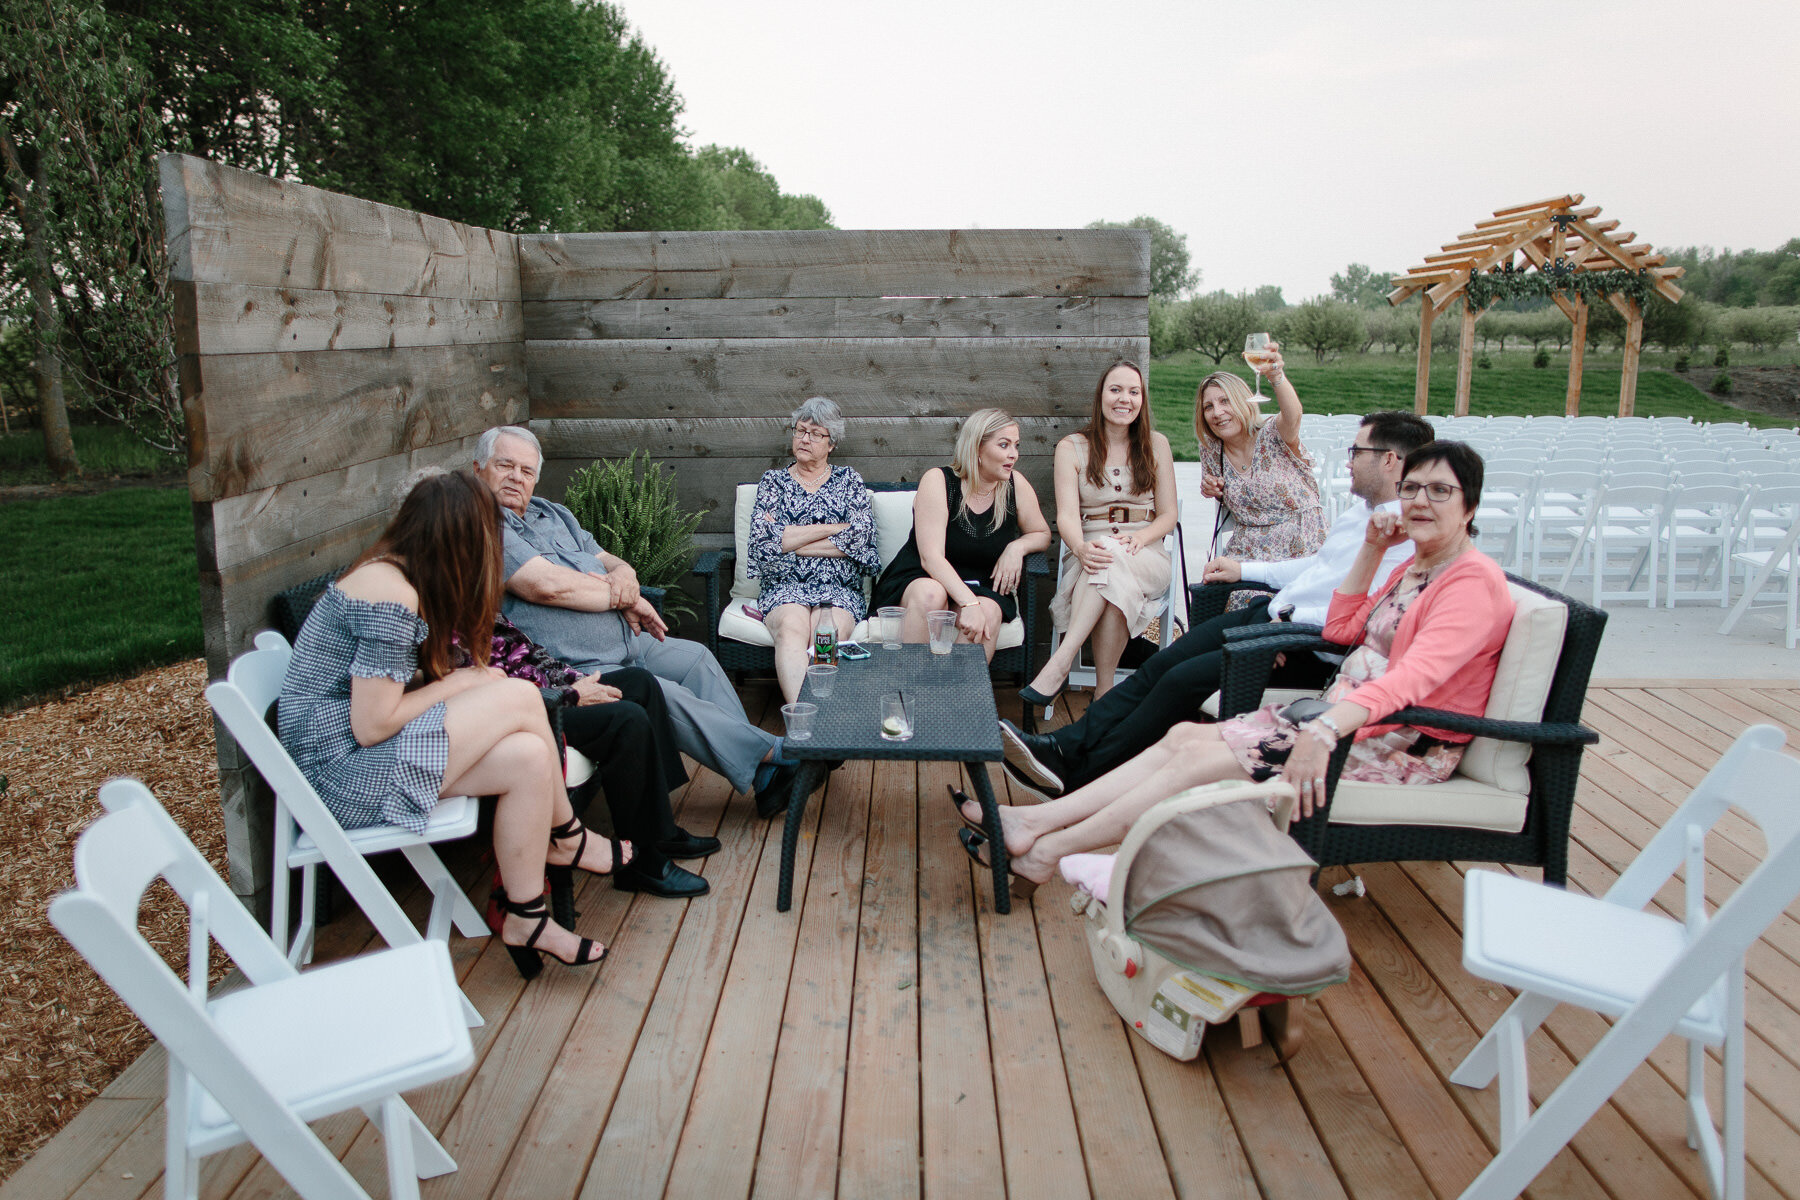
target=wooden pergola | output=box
[1388,193,1686,417]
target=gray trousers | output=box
[621,632,776,793]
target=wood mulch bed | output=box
[0,660,223,1183]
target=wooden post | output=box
[1608,294,1643,417]
[1414,298,1439,414]
[1565,296,1588,416]
[1455,298,1480,416]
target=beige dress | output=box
[1049,443,1172,637]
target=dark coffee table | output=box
[779,643,1011,913]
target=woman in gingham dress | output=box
[278,470,625,979]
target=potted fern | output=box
[563,450,705,622]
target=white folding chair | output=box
[1528,468,1601,583]
[49,779,474,1200]
[1562,481,1668,607]
[1476,469,1535,574]
[1044,505,1183,721]
[1664,483,1744,607]
[207,631,487,1024]
[1451,725,1800,1200]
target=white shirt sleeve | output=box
[1275,500,1403,624]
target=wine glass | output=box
[1242,332,1272,397]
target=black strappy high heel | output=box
[547,816,629,930]
[490,889,606,980]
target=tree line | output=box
[1151,256,1799,364]
[0,0,831,477]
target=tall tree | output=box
[1087,216,1198,300]
[1283,298,1365,362]
[692,145,832,230]
[1184,292,1261,364]
[2,0,182,459]
[1330,262,1398,308]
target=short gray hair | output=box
[476,425,542,469]
[790,396,845,446]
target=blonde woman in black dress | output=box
[871,408,1051,661]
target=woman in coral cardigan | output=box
[956,441,1512,901]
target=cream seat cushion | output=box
[1201,581,1568,834]
[722,481,1023,650]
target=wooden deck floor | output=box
[9,680,1800,1200]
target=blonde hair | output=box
[1193,371,1266,457]
[951,408,1019,534]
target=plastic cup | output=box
[878,606,906,650]
[781,702,818,741]
[805,664,838,699]
[927,609,958,655]
[879,692,914,741]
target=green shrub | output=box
[1675,353,1690,372]
[1476,354,1492,370]
[1711,372,1732,395]
[562,451,704,620]
[1713,347,1730,368]
[1533,348,1551,368]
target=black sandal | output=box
[957,828,1042,902]
[946,784,987,837]
[491,889,606,980]
[548,816,630,929]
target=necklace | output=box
[792,460,828,487]
[1410,537,1470,578]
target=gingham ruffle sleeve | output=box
[345,599,428,683]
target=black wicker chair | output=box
[692,482,1049,688]
[1215,573,1606,887]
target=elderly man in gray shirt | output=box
[475,426,797,816]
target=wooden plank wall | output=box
[160,153,526,901]
[517,229,1152,537]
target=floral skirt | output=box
[1218,701,1466,786]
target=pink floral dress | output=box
[1204,419,1328,610]
[1219,567,1467,786]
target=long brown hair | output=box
[1082,360,1157,493]
[349,470,504,680]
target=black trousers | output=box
[559,667,692,873]
[1045,596,1334,791]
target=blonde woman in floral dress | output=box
[1197,342,1327,607]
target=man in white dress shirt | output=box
[1001,410,1437,796]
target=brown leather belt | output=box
[1084,506,1155,526]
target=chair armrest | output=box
[1217,631,1343,721]
[641,586,667,619]
[1187,579,1269,627]
[1026,551,1054,577]
[691,549,733,579]
[1379,706,1600,746]
[691,550,734,656]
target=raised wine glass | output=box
[1243,332,1272,397]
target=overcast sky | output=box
[613,0,1800,302]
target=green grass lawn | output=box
[0,487,201,708]
[0,423,182,486]
[1148,349,1791,461]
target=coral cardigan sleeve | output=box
[1339,564,1512,730]
[1322,558,1407,643]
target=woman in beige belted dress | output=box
[1022,361,1177,705]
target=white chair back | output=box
[207,634,486,1024]
[1450,726,1800,1200]
[49,779,472,1200]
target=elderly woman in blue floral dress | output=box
[749,396,880,703]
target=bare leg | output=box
[957,723,1250,883]
[765,602,815,705]
[440,680,597,963]
[900,576,947,643]
[1090,605,1129,697]
[1028,574,1111,694]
